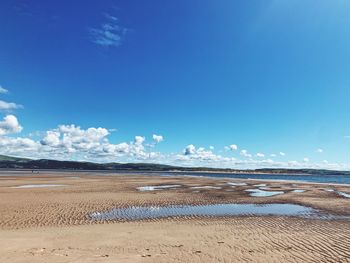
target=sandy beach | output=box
[0,171,350,262]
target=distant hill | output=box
[0,155,349,175]
[0,155,30,162]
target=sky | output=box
[0,0,350,170]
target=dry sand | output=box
[0,171,349,262]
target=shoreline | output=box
[1,168,350,186]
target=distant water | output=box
[1,169,350,185]
[158,172,350,185]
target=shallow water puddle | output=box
[245,189,284,197]
[292,189,306,193]
[227,182,247,186]
[323,189,350,198]
[190,186,221,190]
[337,192,350,198]
[89,203,316,221]
[137,185,181,191]
[259,187,272,190]
[11,184,65,189]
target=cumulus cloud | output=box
[40,131,60,147]
[184,144,196,155]
[152,134,163,143]
[0,136,39,156]
[0,124,349,170]
[39,124,108,154]
[0,116,348,170]
[0,86,8,94]
[316,148,323,153]
[179,145,234,164]
[173,147,350,170]
[134,136,145,145]
[0,123,161,161]
[0,115,23,135]
[229,144,238,151]
[240,149,252,158]
[53,125,110,152]
[89,13,127,47]
[279,152,286,156]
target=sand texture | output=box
[0,171,349,262]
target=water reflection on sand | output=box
[245,189,284,197]
[11,184,65,189]
[90,203,315,221]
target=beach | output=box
[0,171,350,262]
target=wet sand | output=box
[0,171,350,262]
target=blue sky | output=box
[0,0,350,169]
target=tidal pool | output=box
[227,182,247,186]
[246,189,284,197]
[292,189,306,193]
[11,184,65,189]
[338,192,350,198]
[190,186,222,190]
[137,185,181,191]
[89,203,316,221]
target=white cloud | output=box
[0,100,23,111]
[0,115,349,170]
[184,144,196,155]
[10,125,157,161]
[40,131,60,146]
[0,136,39,156]
[0,123,349,170]
[229,144,238,151]
[279,152,286,156]
[174,149,350,170]
[209,146,214,150]
[316,148,323,153]
[240,149,252,158]
[57,125,110,152]
[89,13,127,47]
[152,134,163,143]
[179,145,234,164]
[134,136,145,145]
[0,86,8,94]
[270,154,276,157]
[0,115,23,135]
